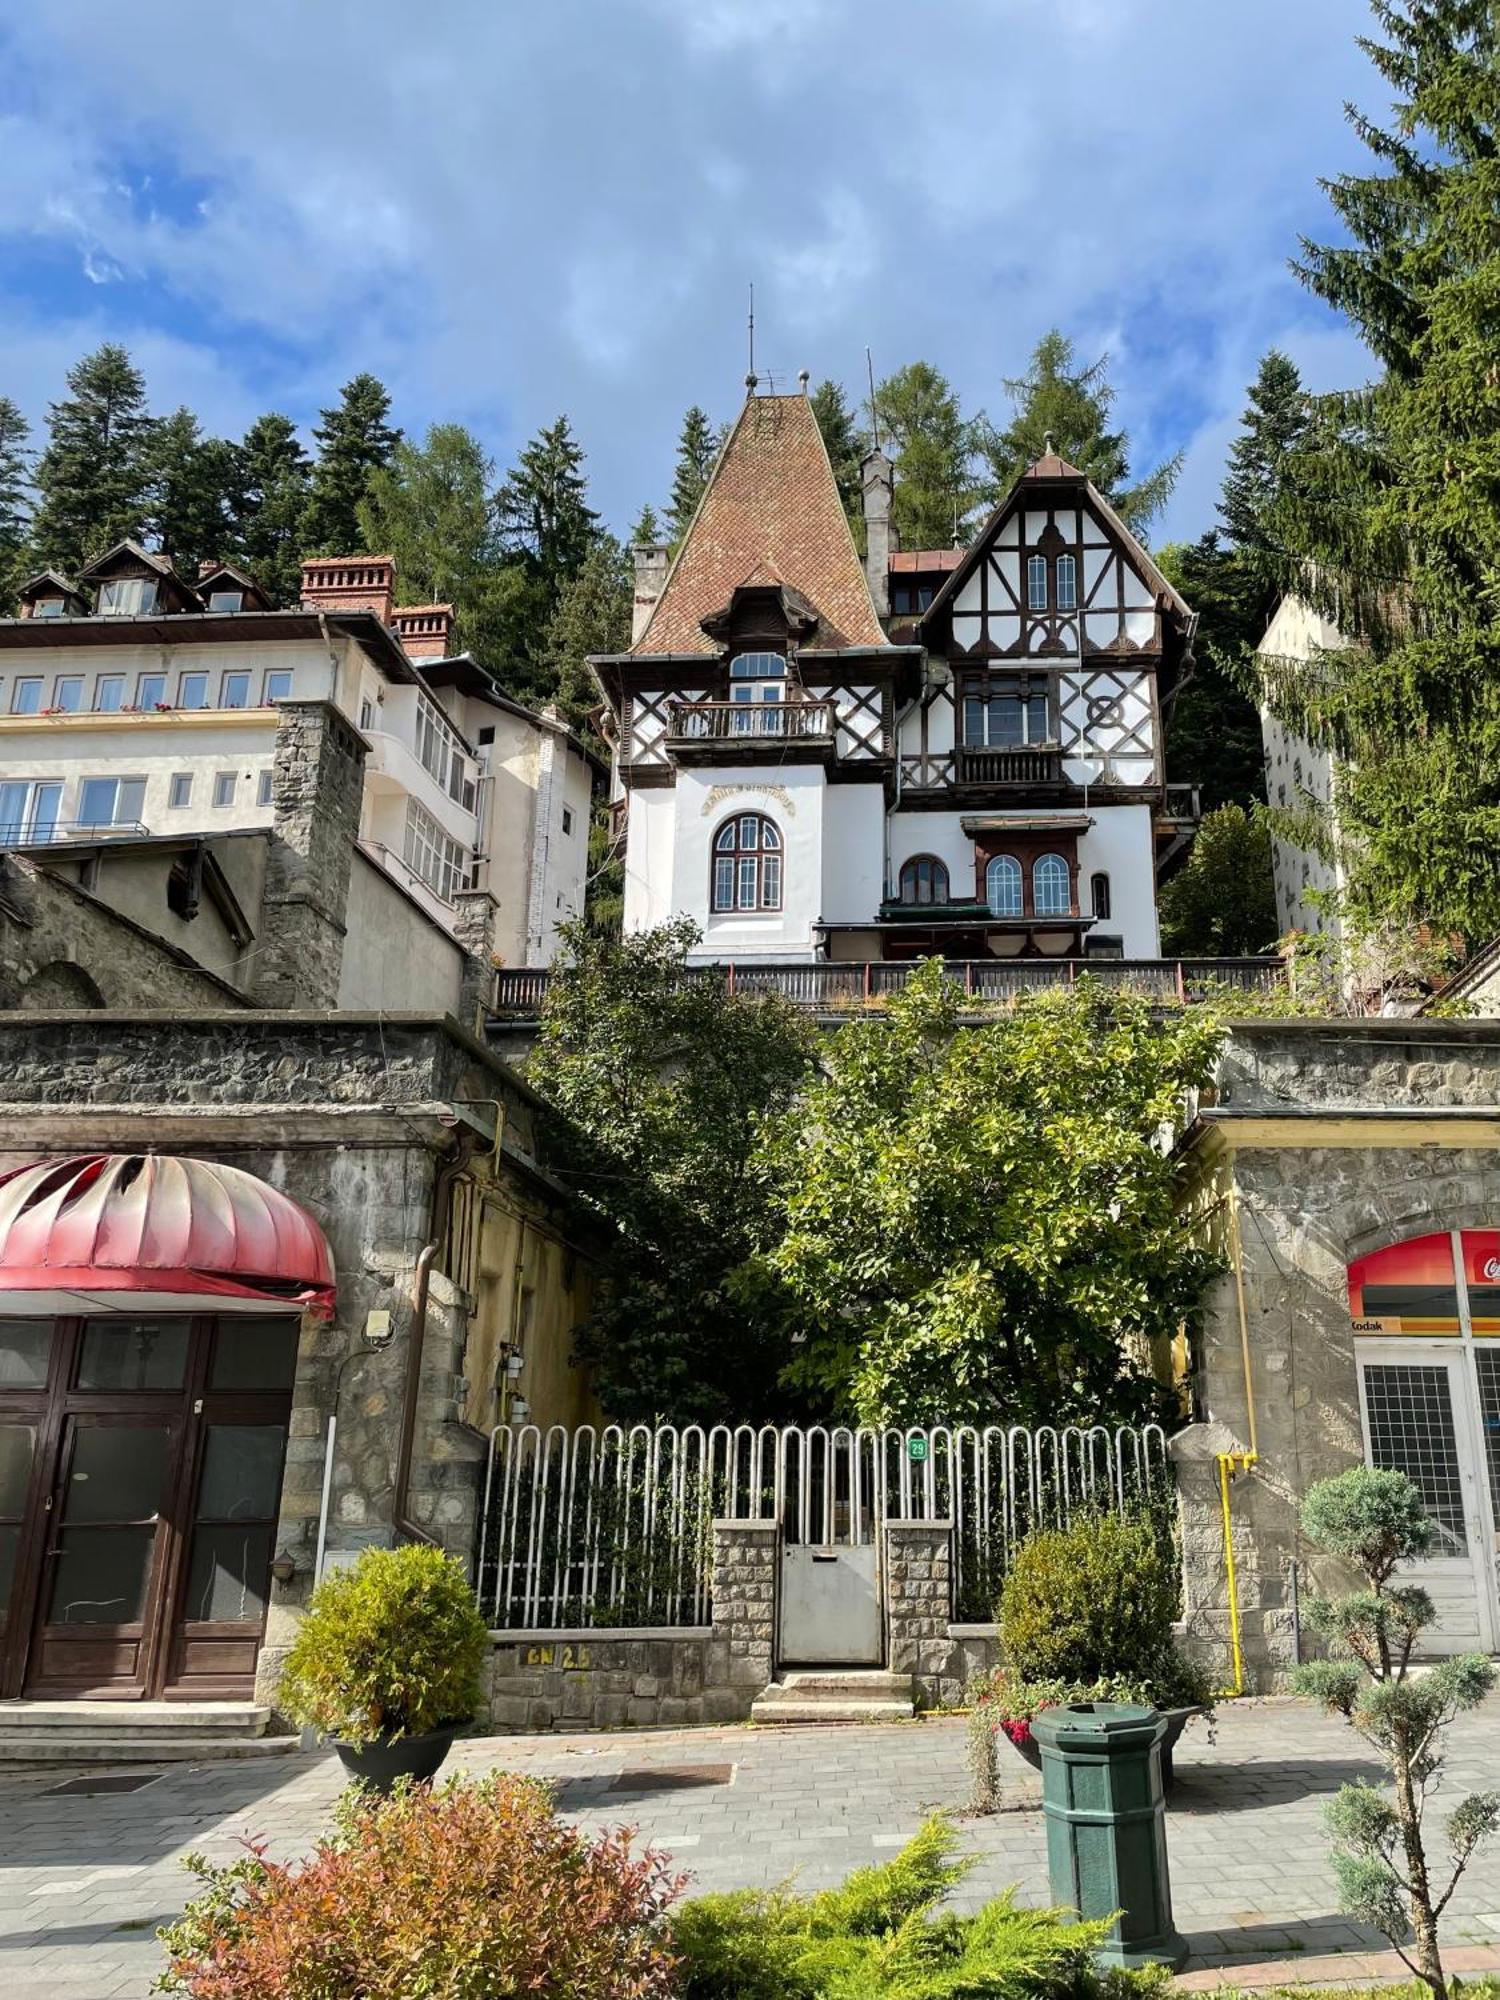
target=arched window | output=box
[898,855,950,906]
[1055,553,1077,612]
[1090,870,1111,919]
[1033,852,1072,917]
[712,813,782,912]
[985,853,1023,918]
[1026,553,1048,611]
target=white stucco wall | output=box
[622,786,678,935]
[1078,805,1158,955]
[336,851,466,1010]
[1258,597,1348,939]
[821,785,885,924]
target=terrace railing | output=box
[667,699,837,744]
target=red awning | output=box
[0,1155,336,1317]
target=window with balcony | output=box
[402,799,467,903]
[985,853,1023,917]
[1033,852,1072,917]
[178,672,208,710]
[94,675,125,713]
[0,780,62,841]
[53,676,83,713]
[136,673,166,709]
[78,775,146,829]
[98,578,158,617]
[711,813,782,912]
[415,695,465,795]
[897,855,950,906]
[729,651,786,737]
[220,671,250,709]
[962,679,1050,747]
[11,678,42,716]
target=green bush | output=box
[671,1816,1118,1999]
[277,1544,487,1748]
[997,1509,1205,1709]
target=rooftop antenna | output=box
[745,284,758,392]
[866,347,881,450]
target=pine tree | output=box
[358,423,503,653]
[0,398,32,612]
[977,329,1181,533]
[1157,533,1269,810]
[32,344,154,570]
[1265,0,1500,945]
[808,379,868,538]
[231,414,311,605]
[666,407,719,543]
[304,374,400,555]
[1219,350,1309,599]
[539,533,632,726]
[628,502,663,545]
[494,416,599,592]
[144,408,237,577]
[872,362,979,550]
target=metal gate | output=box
[777,1429,882,1664]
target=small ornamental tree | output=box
[1291,1467,1498,1997]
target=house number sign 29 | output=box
[907,1437,929,1463]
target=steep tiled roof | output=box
[635,393,887,655]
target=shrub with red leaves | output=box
[155,1772,685,1999]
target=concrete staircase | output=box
[750,1670,915,1724]
[0,1700,298,1765]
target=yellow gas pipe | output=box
[1217,1190,1260,1697]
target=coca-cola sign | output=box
[1480,1255,1500,1284]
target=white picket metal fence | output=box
[477,1420,1170,1630]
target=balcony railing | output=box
[667,699,836,745]
[492,956,1285,1016]
[1,819,149,845]
[955,744,1062,786]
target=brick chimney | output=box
[299,555,396,624]
[631,544,671,645]
[861,449,895,620]
[391,604,455,659]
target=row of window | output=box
[0,769,273,840]
[1027,552,1077,613]
[402,798,469,904]
[4,667,293,718]
[30,579,248,619]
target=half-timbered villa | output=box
[589,380,1198,967]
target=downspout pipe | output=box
[390,1136,475,1546]
[1216,1188,1260,1693]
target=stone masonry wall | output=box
[884,1520,998,1708]
[483,1519,777,1730]
[1213,1018,1500,1112]
[253,700,366,1008]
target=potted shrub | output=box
[984,1507,1211,1782]
[277,1543,488,1790]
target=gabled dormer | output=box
[16,569,86,620]
[78,541,199,618]
[194,561,271,614]
[920,449,1193,680]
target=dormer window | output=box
[208,590,244,613]
[98,577,158,617]
[33,597,65,619]
[729,651,786,736]
[1026,553,1048,611]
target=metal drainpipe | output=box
[390,1136,475,1545]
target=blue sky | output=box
[0,0,1378,549]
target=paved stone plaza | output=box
[0,1694,1496,1997]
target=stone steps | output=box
[0,1733,298,1764]
[0,1700,290,1765]
[751,1669,915,1724]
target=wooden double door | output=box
[0,1311,298,1699]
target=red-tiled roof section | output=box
[635,394,887,655]
[889,549,965,573]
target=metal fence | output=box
[477,1420,1170,1630]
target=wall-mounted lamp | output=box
[269,1551,297,1586]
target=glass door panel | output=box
[166,1422,288,1696]
[0,1423,36,1633]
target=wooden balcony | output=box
[954,743,1063,787]
[666,699,837,762]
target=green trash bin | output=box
[1030,1701,1187,1971]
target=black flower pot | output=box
[334,1723,460,1793]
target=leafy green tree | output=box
[539,533,631,725]
[808,378,868,540]
[231,413,311,605]
[1158,804,1280,955]
[32,344,154,570]
[528,920,816,1423]
[304,373,400,555]
[1157,534,1268,809]
[0,398,32,612]
[358,423,504,655]
[753,963,1223,1427]
[872,362,979,550]
[977,329,1181,533]
[1263,0,1500,947]
[144,408,238,577]
[1292,1466,1498,1998]
[1219,350,1309,601]
[666,406,719,543]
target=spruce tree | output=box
[145,408,237,576]
[494,415,599,592]
[666,406,719,542]
[1219,350,1309,600]
[304,373,400,555]
[358,423,502,653]
[628,502,663,545]
[872,362,979,550]
[978,329,1181,533]
[540,533,632,724]
[808,378,868,537]
[231,414,311,605]
[1157,533,1269,810]
[0,398,32,612]
[32,344,153,571]
[1265,0,1500,945]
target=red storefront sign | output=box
[1348,1228,1500,1336]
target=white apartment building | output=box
[0,544,599,969]
[1257,594,1350,942]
